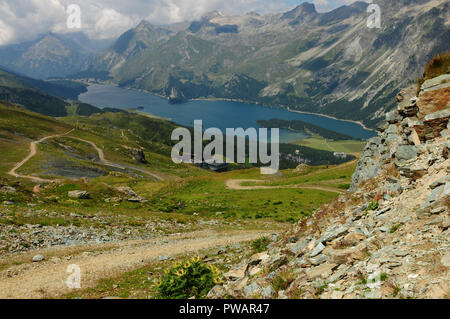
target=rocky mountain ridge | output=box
[0,33,112,80]
[208,74,449,299]
[78,0,449,128]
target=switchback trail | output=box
[8,130,164,182]
[7,129,74,183]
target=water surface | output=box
[79,84,376,143]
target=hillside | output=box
[0,32,108,80]
[78,0,449,128]
[257,119,358,141]
[208,73,449,299]
[0,102,360,298]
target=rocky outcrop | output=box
[210,76,449,299]
[351,77,450,191]
[168,87,187,104]
[68,190,90,199]
[129,148,148,164]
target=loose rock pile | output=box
[209,75,449,299]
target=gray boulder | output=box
[395,145,418,165]
[32,254,45,262]
[68,191,90,199]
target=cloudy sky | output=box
[0,0,365,45]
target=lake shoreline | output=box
[78,82,376,140]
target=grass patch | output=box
[271,270,295,293]
[251,237,271,253]
[296,137,365,154]
[389,224,401,234]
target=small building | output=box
[333,152,348,159]
[206,161,229,172]
[196,159,230,172]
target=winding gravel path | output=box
[7,130,164,182]
[226,179,346,194]
[8,129,74,183]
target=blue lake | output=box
[79,84,376,143]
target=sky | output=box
[0,0,367,45]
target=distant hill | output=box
[0,67,104,117]
[0,32,111,80]
[257,119,358,141]
[0,67,87,100]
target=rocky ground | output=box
[0,203,250,256]
[208,75,450,299]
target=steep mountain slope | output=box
[0,67,87,100]
[80,0,449,128]
[0,67,102,117]
[208,70,449,299]
[0,69,68,117]
[0,32,103,79]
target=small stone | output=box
[32,254,45,262]
[310,243,326,257]
[68,191,90,199]
[310,254,328,265]
[427,217,443,226]
[318,226,349,244]
[116,186,137,197]
[244,282,261,297]
[158,256,170,261]
[288,238,310,256]
[249,267,262,276]
[393,249,409,257]
[430,176,449,190]
[441,254,450,267]
[430,206,446,215]
[340,233,366,247]
[224,264,248,280]
[127,197,147,203]
[306,263,338,280]
[261,286,274,298]
[326,243,367,264]
[1,185,16,193]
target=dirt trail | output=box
[0,229,275,299]
[226,179,346,194]
[8,131,164,182]
[68,136,164,181]
[7,129,74,183]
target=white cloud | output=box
[0,19,14,44]
[0,0,368,45]
[94,8,136,39]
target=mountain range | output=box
[0,0,449,128]
[0,32,112,80]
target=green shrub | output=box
[389,224,401,234]
[156,257,223,299]
[271,270,295,293]
[251,237,271,253]
[367,201,379,211]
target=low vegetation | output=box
[251,237,271,253]
[156,257,223,299]
[417,51,450,90]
